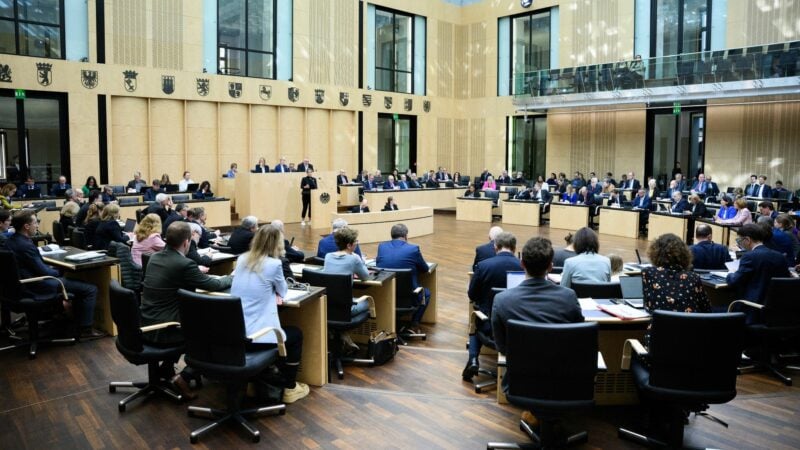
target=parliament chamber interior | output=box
[1,0,799,448]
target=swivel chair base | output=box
[618,405,728,449]
[187,384,286,444]
[473,367,497,393]
[2,318,76,359]
[109,362,185,412]
[739,360,799,386]
[488,419,588,449]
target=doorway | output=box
[377,113,416,174]
[646,105,705,190]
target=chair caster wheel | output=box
[118,403,126,413]
[109,386,116,393]
[279,409,287,416]
[190,436,198,444]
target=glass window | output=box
[652,0,709,58]
[218,0,276,78]
[510,10,550,95]
[507,116,546,181]
[377,114,415,174]
[374,7,413,94]
[0,0,64,58]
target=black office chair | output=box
[135,208,147,223]
[618,310,745,448]
[0,250,76,359]
[107,242,143,293]
[52,220,70,246]
[729,278,800,385]
[488,320,600,449]
[302,269,375,380]
[570,281,622,299]
[119,196,139,206]
[141,253,151,278]
[177,289,286,444]
[384,268,426,344]
[108,280,184,411]
[308,256,325,266]
[70,228,89,250]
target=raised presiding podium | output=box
[332,207,433,244]
[235,171,338,228]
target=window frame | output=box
[508,8,551,96]
[374,5,414,94]
[649,0,711,58]
[217,0,278,79]
[0,0,66,59]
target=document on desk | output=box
[197,248,234,260]
[597,304,650,320]
[578,298,599,310]
[364,258,376,267]
[725,260,740,272]
[547,273,562,284]
[282,288,308,305]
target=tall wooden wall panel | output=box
[309,0,332,84]
[250,105,279,166]
[110,0,147,66]
[152,0,183,70]
[333,0,357,87]
[109,97,149,184]
[279,107,306,164]
[454,24,469,99]
[727,0,800,48]
[150,99,186,183]
[469,118,486,175]
[185,101,218,184]
[216,103,248,182]
[470,22,487,99]
[331,111,357,175]
[436,21,454,98]
[452,119,469,172]
[436,118,453,171]
[307,109,331,169]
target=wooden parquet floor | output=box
[1,214,799,449]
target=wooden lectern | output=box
[310,172,338,229]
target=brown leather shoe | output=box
[78,328,107,340]
[171,374,197,400]
[521,411,539,429]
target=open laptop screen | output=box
[506,271,526,289]
[124,218,137,233]
[619,276,644,299]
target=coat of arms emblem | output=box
[82,70,98,89]
[288,87,300,102]
[339,92,349,106]
[36,62,52,86]
[162,75,175,94]
[123,70,138,92]
[259,85,272,100]
[228,82,242,98]
[196,78,209,96]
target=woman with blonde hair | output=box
[0,183,21,209]
[93,203,130,250]
[83,203,103,246]
[131,213,165,266]
[160,173,172,187]
[60,201,80,230]
[230,225,309,404]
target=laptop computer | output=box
[164,184,179,193]
[186,183,200,192]
[506,271,526,289]
[21,187,41,199]
[619,276,644,308]
[123,218,137,233]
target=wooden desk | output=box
[235,171,338,228]
[339,184,361,207]
[497,300,648,406]
[599,207,641,239]
[419,263,438,324]
[648,212,692,243]
[216,177,236,208]
[501,200,541,227]
[456,197,494,222]
[291,264,397,343]
[550,203,590,231]
[364,188,462,210]
[692,218,735,247]
[331,207,433,244]
[43,247,121,336]
[198,250,238,275]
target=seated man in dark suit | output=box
[271,219,305,263]
[514,186,534,200]
[706,175,720,198]
[670,191,688,213]
[492,236,584,394]
[140,221,232,396]
[463,232,522,381]
[4,210,103,339]
[376,224,430,333]
[143,179,163,202]
[726,224,790,323]
[162,203,188,235]
[227,215,258,254]
[673,173,687,192]
[753,175,772,198]
[145,193,173,224]
[351,199,370,213]
[51,175,71,195]
[362,175,378,191]
[425,176,439,188]
[0,209,10,248]
[317,218,362,258]
[473,226,503,270]
[383,175,399,190]
[126,171,146,193]
[631,188,650,209]
[690,224,732,270]
[336,170,349,185]
[691,173,710,196]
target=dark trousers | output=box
[411,288,431,325]
[467,319,492,359]
[301,194,311,219]
[62,277,98,327]
[248,325,303,387]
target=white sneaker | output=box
[282,382,310,404]
[301,220,306,226]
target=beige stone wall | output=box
[727,0,800,48]
[705,97,800,191]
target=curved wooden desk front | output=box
[332,207,434,244]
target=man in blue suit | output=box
[316,218,362,258]
[691,173,709,196]
[690,224,732,270]
[632,188,650,209]
[463,232,522,381]
[473,226,503,270]
[4,210,103,339]
[273,157,289,173]
[376,223,430,331]
[753,175,772,198]
[398,175,409,190]
[727,224,790,323]
[670,191,688,213]
[383,175,399,190]
[362,174,377,191]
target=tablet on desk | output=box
[506,271,525,289]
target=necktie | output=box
[758,185,763,197]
